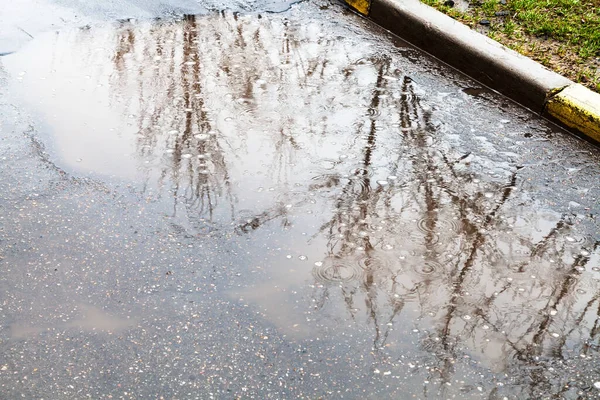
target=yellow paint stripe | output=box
[344,0,371,15]
[546,84,600,143]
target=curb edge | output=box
[544,84,600,144]
[342,0,600,146]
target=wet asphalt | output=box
[1,0,600,398]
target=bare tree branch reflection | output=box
[97,11,600,397]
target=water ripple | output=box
[312,257,364,284]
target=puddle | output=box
[1,3,600,398]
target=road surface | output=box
[1,0,600,398]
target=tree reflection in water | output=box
[104,11,599,398]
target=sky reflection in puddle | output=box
[3,5,600,398]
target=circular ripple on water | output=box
[349,166,375,178]
[358,254,392,271]
[347,177,372,195]
[366,107,382,118]
[564,234,592,247]
[412,261,444,277]
[395,222,440,246]
[312,257,364,284]
[416,216,460,235]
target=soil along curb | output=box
[344,0,600,144]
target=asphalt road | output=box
[1,0,600,398]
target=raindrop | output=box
[551,332,560,338]
[313,257,363,284]
[314,261,323,267]
[387,175,398,180]
[462,315,472,321]
[195,133,210,141]
[594,382,600,389]
[298,255,308,261]
[592,267,600,272]
[360,256,391,271]
[549,309,558,316]
[182,154,192,159]
[484,192,494,198]
[367,108,381,118]
[376,180,389,186]
[349,166,374,178]
[482,325,489,330]
[564,235,589,245]
[413,262,441,276]
[416,217,459,234]
[286,255,292,259]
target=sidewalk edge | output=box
[342,0,600,145]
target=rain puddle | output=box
[1,1,600,398]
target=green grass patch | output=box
[421,0,600,92]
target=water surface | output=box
[1,2,600,398]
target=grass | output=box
[421,0,600,92]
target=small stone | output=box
[443,0,455,6]
[594,382,600,389]
[479,20,491,26]
[495,11,509,16]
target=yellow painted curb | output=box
[545,84,600,144]
[344,0,371,15]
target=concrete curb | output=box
[344,0,600,145]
